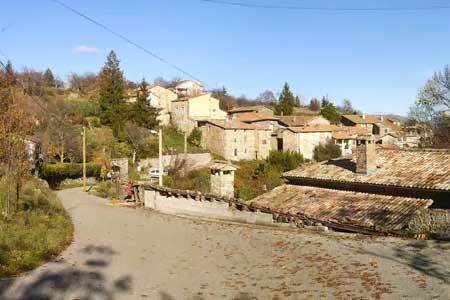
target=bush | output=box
[313,141,342,162]
[40,163,101,189]
[235,161,283,201]
[93,181,119,200]
[266,150,304,172]
[0,177,73,278]
[187,128,202,147]
[164,168,210,194]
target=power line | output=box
[49,0,205,85]
[198,0,450,11]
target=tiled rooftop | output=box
[284,149,450,191]
[278,115,323,127]
[249,185,433,232]
[200,119,269,130]
[342,114,382,124]
[287,124,336,133]
[332,126,370,139]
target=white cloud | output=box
[72,45,99,54]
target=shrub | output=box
[40,163,101,189]
[0,177,73,278]
[164,168,210,194]
[313,141,342,162]
[187,128,202,147]
[93,181,119,200]
[235,161,283,201]
[266,150,304,172]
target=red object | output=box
[125,182,133,196]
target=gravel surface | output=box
[1,187,449,299]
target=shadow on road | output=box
[345,240,450,284]
[0,245,132,300]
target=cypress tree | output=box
[130,78,159,130]
[98,50,126,138]
[275,83,295,116]
[44,68,56,88]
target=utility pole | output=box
[158,128,163,186]
[184,132,187,154]
[82,126,86,192]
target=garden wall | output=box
[408,209,450,239]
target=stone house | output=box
[148,85,178,112]
[251,138,450,238]
[283,125,336,160]
[167,79,204,96]
[332,126,370,156]
[198,119,272,161]
[228,105,274,119]
[171,94,227,133]
[341,114,382,133]
[278,115,330,127]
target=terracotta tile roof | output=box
[249,185,433,232]
[287,124,336,133]
[200,119,269,130]
[333,126,370,139]
[284,149,450,191]
[235,112,279,123]
[278,115,324,126]
[228,105,273,114]
[342,114,382,124]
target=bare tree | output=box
[68,72,98,95]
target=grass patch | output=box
[164,168,211,194]
[0,178,73,278]
[160,125,207,155]
[93,181,120,200]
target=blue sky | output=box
[1,0,450,115]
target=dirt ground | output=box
[0,188,448,299]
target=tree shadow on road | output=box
[0,245,132,300]
[345,239,450,284]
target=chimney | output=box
[380,115,384,122]
[355,134,377,174]
[210,161,238,198]
[362,114,366,120]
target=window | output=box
[244,148,247,154]
[234,148,238,156]
[262,140,267,145]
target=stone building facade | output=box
[283,125,335,160]
[198,120,272,161]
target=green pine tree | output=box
[130,78,159,130]
[44,68,56,88]
[295,95,301,107]
[98,50,127,138]
[320,103,341,125]
[275,83,295,116]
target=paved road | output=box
[1,188,449,299]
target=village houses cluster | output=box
[130,79,422,161]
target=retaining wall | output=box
[143,187,274,226]
[408,209,450,239]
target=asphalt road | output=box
[1,188,449,299]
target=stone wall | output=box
[210,170,235,198]
[200,124,226,158]
[355,141,376,174]
[143,185,275,226]
[408,209,450,239]
[111,158,129,180]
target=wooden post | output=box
[82,126,86,192]
[184,132,187,154]
[159,128,163,186]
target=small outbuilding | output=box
[209,161,239,198]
